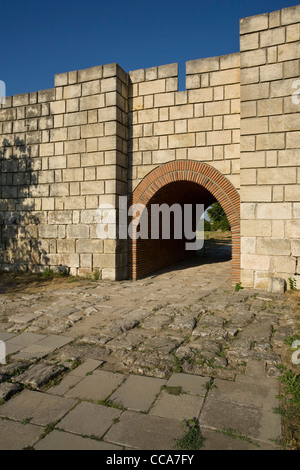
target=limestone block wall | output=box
[240,5,300,289]
[128,53,241,193]
[0,63,128,279]
[1,4,299,289]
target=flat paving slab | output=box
[5,332,46,347]
[149,391,204,421]
[109,374,166,412]
[0,252,290,450]
[69,358,103,377]
[201,428,278,450]
[47,374,82,396]
[0,389,77,426]
[166,372,211,396]
[209,376,279,411]
[12,344,54,360]
[64,369,124,401]
[200,397,281,445]
[3,332,73,360]
[33,335,73,350]
[57,401,121,439]
[104,410,185,450]
[0,418,42,450]
[0,332,16,341]
[34,429,123,450]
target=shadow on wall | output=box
[0,136,60,274]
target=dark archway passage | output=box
[129,160,240,284]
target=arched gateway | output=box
[1,5,299,290]
[130,160,240,283]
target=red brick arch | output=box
[130,160,240,284]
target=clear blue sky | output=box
[1,0,299,96]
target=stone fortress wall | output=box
[0,4,299,289]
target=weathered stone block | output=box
[50,101,65,114]
[257,238,291,256]
[152,149,175,164]
[169,133,195,148]
[256,203,292,220]
[205,101,230,116]
[241,237,256,254]
[256,133,285,151]
[48,155,67,169]
[269,114,299,133]
[274,256,296,274]
[50,128,68,142]
[285,220,300,239]
[67,225,89,239]
[287,131,300,149]
[80,180,104,195]
[186,75,200,89]
[281,5,300,25]
[291,240,300,256]
[65,139,86,154]
[260,63,283,82]
[241,254,271,271]
[285,185,300,202]
[78,65,103,82]
[76,239,104,253]
[206,130,231,145]
[260,28,286,47]
[50,183,69,197]
[241,220,272,237]
[12,93,29,107]
[268,276,286,294]
[240,32,259,51]
[187,117,212,132]
[169,104,193,120]
[241,83,269,101]
[80,95,105,110]
[257,98,283,116]
[129,68,145,83]
[240,13,268,34]
[82,80,101,96]
[257,168,296,185]
[39,225,58,238]
[186,56,219,74]
[241,117,268,135]
[139,79,165,96]
[63,84,82,100]
[153,121,174,135]
[101,77,117,93]
[188,88,213,103]
[40,143,54,157]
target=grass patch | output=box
[97,398,126,411]
[283,334,300,347]
[40,420,59,439]
[217,428,260,447]
[288,277,297,291]
[274,366,300,450]
[174,418,205,450]
[172,355,183,373]
[203,380,215,393]
[21,417,32,425]
[234,282,244,292]
[162,385,183,396]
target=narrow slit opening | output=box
[178,62,186,92]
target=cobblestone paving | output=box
[0,247,298,449]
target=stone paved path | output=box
[0,246,298,450]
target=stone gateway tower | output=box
[0,5,299,290]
